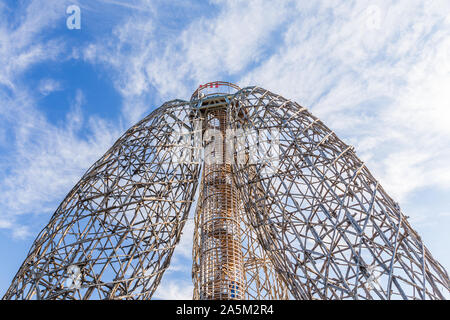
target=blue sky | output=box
[0,0,449,299]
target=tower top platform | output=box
[190,81,241,102]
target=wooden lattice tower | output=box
[3,82,449,300]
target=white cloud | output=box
[175,0,290,80]
[0,219,12,229]
[239,0,450,203]
[0,89,121,220]
[39,78,62,95]
[83,0,292,123]
[0,1,124,238]
[97,0,153,12]
[12,226,31,240]
[0,0,68,89]
[173,219,195,259]
[153,279,193,300]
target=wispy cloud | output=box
[0,88,121,235]
[0,0,68,89]
[39,78,62,95]
[97,0,153,12]
[82,0,292,123]
[239,0,450,204]
[153,279,193,300]
[0,1,122,238]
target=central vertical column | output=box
[198,106,245,300]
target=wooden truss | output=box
[3,83,449,300]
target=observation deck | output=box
[191,81,241,110]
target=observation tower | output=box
[3,82,449,300]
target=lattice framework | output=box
[3,83,449,300]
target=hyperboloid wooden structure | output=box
[3,82,449,300]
